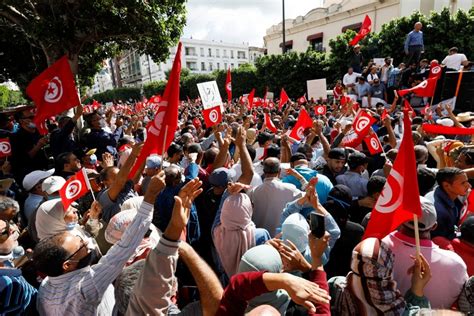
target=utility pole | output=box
[282,0,286,54]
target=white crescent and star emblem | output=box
[44,76,63,103]
[418,81,428,89]
[316,107,325,114]
[149,101,169,136]
[0,142,11,154]
[65,180,82,200]
[355,116,370,133]
[226,83,232,91]
[296,126,305,139]
[431,66,441,74]
[209,109,219,123]
[370,137,379,150]
[375,169,403,213]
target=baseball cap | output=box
[347,152,368,169]
[209,168,236,187]
[22,169,55,191]
[405,196,437,231]
[146,155,162,169]
[328,148,346,160]
[41,176,66,195]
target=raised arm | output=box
[236,126,254,185]
[108,143,143,201]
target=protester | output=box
[442,47,468,71]
[405,22,424,65]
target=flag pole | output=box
[82,168,96,201]
[413,214,421,260]
[160,125,169,170]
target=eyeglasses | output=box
[64,236,87,262]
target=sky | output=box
[182,0,324,47]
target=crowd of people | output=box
[0,22,473,316]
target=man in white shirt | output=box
[442,47,468,71]
[342,67,360,95]
[382,197,468,309]
[33,172,167,316]
[248,157,303,236]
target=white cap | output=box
[436,118,454,127]
[41,176,66,195]
[22,169,55,191]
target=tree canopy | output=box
[0,0,187,89]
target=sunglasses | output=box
[64,235,87,262]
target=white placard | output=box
[373,58,393,67]
[266,92,274,100]
[197,81,223,110]
[307,79,327,100]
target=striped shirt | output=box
[37,202,154,316]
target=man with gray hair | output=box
[248,157,303,236]
[404,22,424,65]
[0,196,19,222]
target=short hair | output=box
[290,153,307,163]
[266,144,280,159]
[33,232,69,277]
[203,148,219,166]
[414,145,429,164]
[367,176,386,196]
[99,166,118,183]
[55,152,73,170]
[296,144,312,160]
[263,158,280,175]
[417,167,436,196]
[460,148,474,166]
[436,167,464,186]
[167,143,183,157]
[0,197,19,216]
[246,144,256,162]
[449,47,458,53]
[187,143,202,154]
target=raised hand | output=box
[282,273,331,312]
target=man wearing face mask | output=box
[83,111,124,158]
[336,152,369,199]
[32,172,167,315]
[0,219,37,314]
[11,110,49,183]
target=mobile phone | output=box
[310,212,325,238]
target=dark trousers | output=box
[406,45,423,65]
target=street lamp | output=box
[282,0,286,54]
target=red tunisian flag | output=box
[398,77,437,97]
[264,113,277,133]
[428,61,443,80]
[353,110,377,136]
[314,105,327,116]
[349,15,372,46]
[247,89,255,109]
[364,132,383,155]
[297,94,308,105]
[225,68,232,102]
[0,138,12,158]
[203,106,222,127]
[26,56,80,129]
[364,109,422,239]
[289,109,313,140]
[279,88,289,110]
[129,42,182,179]
[59,169,91,211]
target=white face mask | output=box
[65,221,77,231]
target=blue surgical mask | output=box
[27,122,36,129]
[65,222,77,231]
[89,154,97,164]
[12,123,19,133]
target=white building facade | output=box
[264,0,474,55]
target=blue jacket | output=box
[432,186,463,240]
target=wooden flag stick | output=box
[413,214,421,260]
[160,125,169,170]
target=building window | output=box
[185,47,196,56]
[231,63,234,69]
[186,62,197,71]
[237,51,246,59]
[231,50,234,58]
[224,63,227,69]
[217,62,220,70]
[223,49,227,58]
[216,49,220,57]
[201,62,206,71]
[279,40,293,51]
[342,23,362,33]
[209,62,213,71]
[200,48,204,57]
[208,48,212,57]
[311,38,323,52]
